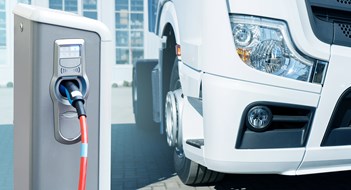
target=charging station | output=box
[13,4,112,190]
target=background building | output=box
[0,0,157,87]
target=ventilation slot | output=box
[306,0,351,47]
[311,6,351,23]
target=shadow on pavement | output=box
[111,123,176,190]
[111,123,351,190]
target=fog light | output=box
[247,106,272,132]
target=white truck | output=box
[133,0,351,185]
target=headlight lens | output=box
[230,15,327,83]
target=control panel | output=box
[58,43,82,76]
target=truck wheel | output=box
[167,58,224,185]
[132,59,158,128]
[174,151,224,185]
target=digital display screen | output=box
[59,45,81,58]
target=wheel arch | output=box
[157,1,180,45]
[153,2,181,132]
[158,1,181,81]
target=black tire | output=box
[169,58,224,185]
[174,151,224,185]
[132,59,158,128]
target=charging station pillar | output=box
[13,4,112,190]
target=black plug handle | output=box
[60,80,86,118]
[73,100,86,118]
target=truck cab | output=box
[133,0,351,185]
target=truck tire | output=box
[132,59,158,128]
[168,58,224,185]
[174,151,224,185]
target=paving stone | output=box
[165,181,179,189]
[152,186,167,190]
[195,187,212,190]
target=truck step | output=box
[186,139,204,149]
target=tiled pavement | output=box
[111,123,175,190]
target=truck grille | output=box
[339,23,351,38]
[336,0,351,5]
[306,0,351,47]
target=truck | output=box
[132,0,351,185]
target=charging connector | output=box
[59,80,86,118]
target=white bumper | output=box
[182,72,320,174]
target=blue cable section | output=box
[80,143,88,158]
[59,84,73,105]
[65,88,73,105]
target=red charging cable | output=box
[78,115,88,190]
[59,81,89,190]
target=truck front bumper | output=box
[185,45,351,175]
[183,72,321,174]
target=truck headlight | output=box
[230,15,327,84]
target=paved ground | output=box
[110,88,220,189]
[3,87,351,189]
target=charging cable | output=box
[59,81,88,190]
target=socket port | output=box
[58,79,80,98]
[54,77,87,105]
